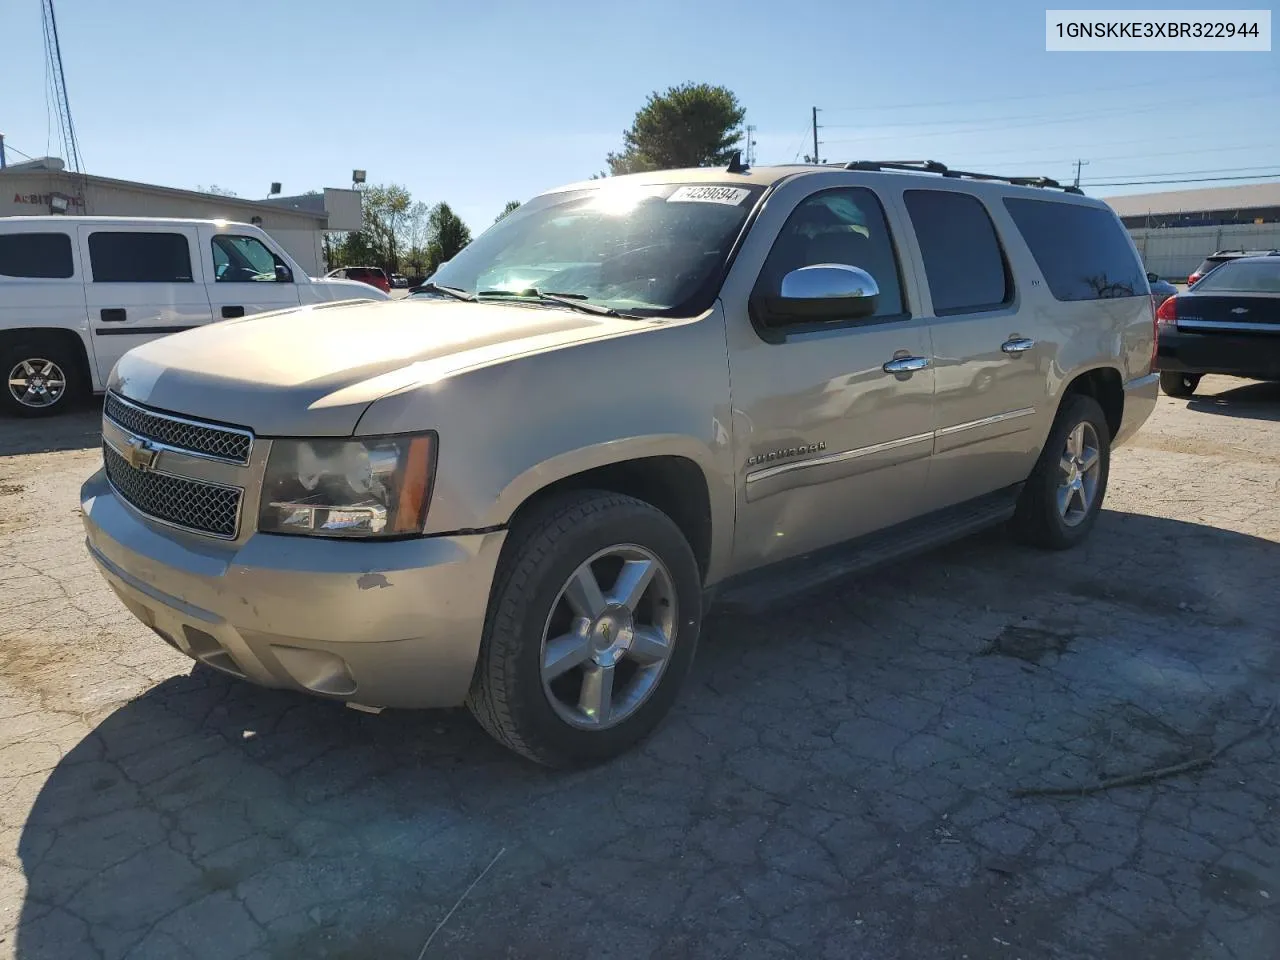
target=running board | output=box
[713,485,1022,613]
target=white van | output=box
[0,216,387,417]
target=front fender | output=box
[355,306,736,579]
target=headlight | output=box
[258,434,435,538]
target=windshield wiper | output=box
[476,288,623,317]
[412,282,476,302]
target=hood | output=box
[111,299,646,435]
[311,277,391,300]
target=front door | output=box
[723,183,936,573]
[898,187,1047,510]
[200,227,302,320]
[78,225,213,386]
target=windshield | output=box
[1192,259,1280,294]
[429,182,764,315]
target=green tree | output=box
[605,83,745,175]
[195,184,238,197]
[350,183,412,271]
[425,203,472,273]
[494,200,521,223]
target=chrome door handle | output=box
[1002,337,1035,354]
[883,356,931,374]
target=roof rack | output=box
[842,160,1084,194]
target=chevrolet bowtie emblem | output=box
[122,436,158,471]
[1231,307,1249,315]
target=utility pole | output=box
[1073,158,1090,188]
[810,107,822,165]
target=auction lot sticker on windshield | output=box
[667,185,752,205]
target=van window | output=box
[0,232,74,279]
[212,235,290,282]
[757,187,906,319]
[88,232,194,283]
[1004,198,1145,301]
[904,190,1011,315]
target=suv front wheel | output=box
[467,490,703,767]
[1012,393,1111,550]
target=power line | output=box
[1079,163,1280,182]
[1088,173,1280,187]
[817,69,1273,115]
[819,89,1279,144]
[1,141,37,162]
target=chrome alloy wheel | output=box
[539,544,678,730]
[7,358,68,409]
[1057,421,1101,527]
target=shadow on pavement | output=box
[0,400,103,455]
[14,510,1280,959]
[1186,380,1280,422]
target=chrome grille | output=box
[103,443,242,538]
[104,393,252,464]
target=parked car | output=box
[1187,249,1279,287]
[0,217,387,417]
[324,266,391,293]
[1147,271,1177,308]
[1156,254,1280,397]
[81,161,1158,766]
[391,274,409,289]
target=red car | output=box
[324,266,391,293]
[1187,249,1278,287]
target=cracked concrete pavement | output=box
[1,377,1278,959]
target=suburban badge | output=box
[746,441,827,468]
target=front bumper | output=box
[1114,373,1159,449]
[1158,330,1280,379]
[81,469,506,709]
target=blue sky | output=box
[2,0,1276,231]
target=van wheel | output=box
[1012,394,1111,550]
[1160,371,1200,398]
[1,342,83,417]
[467,490,702,767]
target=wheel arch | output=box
[0,326,95,394]
[492,441,729,585]
[1059,365,1123,441]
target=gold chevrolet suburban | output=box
[81,160,1159,766]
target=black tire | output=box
[1160,371,1200,398]
[1012,393,1111,550]
[0,340,85,418]
[466,490,703,767]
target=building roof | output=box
[0,156,328,224]
[1102,182,1280,218]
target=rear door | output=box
[899,188,1048,511]
[78,225,213,385]
[200,227,302,320]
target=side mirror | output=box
[275,263,294,283]
[757,264,880,325]
[1146,271,1159,283]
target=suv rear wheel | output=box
[1160,371,1200,398]
[1,341,83,418]
[1012,393,1111,550]
[467,490,702,767]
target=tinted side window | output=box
[757,187,905,319]
[904,190,1010,314]
[212,235,288,282]
[88,232,193,283]
[1004,198,1145,301]
[0,233,75,279]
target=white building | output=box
[0,157,362,276]
[1104,182,1280,280]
